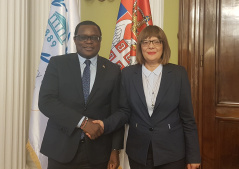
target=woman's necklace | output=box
[144,72,162,109]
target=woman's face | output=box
[141,36,163,64]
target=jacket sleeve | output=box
[108,65,124,150]
[104,68,131,136]
[38,57,83,136]
[178,66,201,163]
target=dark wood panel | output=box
[217,0,239,104]
[179,0,239,168]
[216,119,239,169]
[201,0,217,168]
[178,0,205,167]
[216,107,239,118]
[178,0,202,146]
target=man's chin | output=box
[80,54,97,59]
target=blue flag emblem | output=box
[48,12,67,45]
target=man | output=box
[39,21,124,169]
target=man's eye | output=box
[91,36,99,41]
[80,36,88,41]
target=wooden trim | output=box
[178,0,203,155]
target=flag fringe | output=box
[26,140,42,169]
[26,139,124,169]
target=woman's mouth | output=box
[147,52,156,55]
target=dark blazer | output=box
[39,53,124,164]
[104,63,201,166]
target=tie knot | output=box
[84,59,91,66]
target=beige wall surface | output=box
[163,0,179,64]
[81,0,121,59]
[81,0,179,64]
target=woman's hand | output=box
[187,163,200,169]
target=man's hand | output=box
[107,150,120,169]
[81,118,103,140]
[187,163,200,169]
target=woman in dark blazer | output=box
[98,25,201,169]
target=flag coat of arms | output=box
[110,1,153,169]
[110,0,153,70]
[27,0,80,169]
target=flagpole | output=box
[109,0,153,168]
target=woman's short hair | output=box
[136,25,171,65]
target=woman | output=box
[99,25,201,169]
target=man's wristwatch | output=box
[113,149,121,154]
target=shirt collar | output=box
[77,54,97,66]
[142,64,163,77]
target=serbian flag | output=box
[26,0,80,169]
[110,1,153,169]
[110,0,153,70]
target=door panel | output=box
[216,119,239,169]
[179,0,239,168]
[218,0,239,105]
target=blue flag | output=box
[27,1,80,168]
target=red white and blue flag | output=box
[110,0,153,70]
[110,1,153,169]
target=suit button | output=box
[149,128,154,131]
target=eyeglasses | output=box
[74,35,101,42]
[141,40,163,47]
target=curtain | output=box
[150,0,164,28]
[0,0,28,169]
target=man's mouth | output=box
[84,46,94,51]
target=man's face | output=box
[74,25,101,59]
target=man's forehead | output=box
[77,25,100,34]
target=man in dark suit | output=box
[38,20,124,169]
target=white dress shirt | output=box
[142,64,163,116]
[77,54,98,127]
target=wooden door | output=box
[179,0,239,168]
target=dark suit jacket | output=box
[38,53,124,164]
[104,63,201,166]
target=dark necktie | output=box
[82,59,91,103]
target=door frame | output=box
[178,0,204,152]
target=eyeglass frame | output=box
[140,39,163,47]
[74,35,102,42]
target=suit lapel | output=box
[86,56,105,105]
[153,64,173,111]
[68,53,84,101]
[133,65,148,110]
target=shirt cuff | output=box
[77,116,86,128]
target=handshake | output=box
[80,118,104,140]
